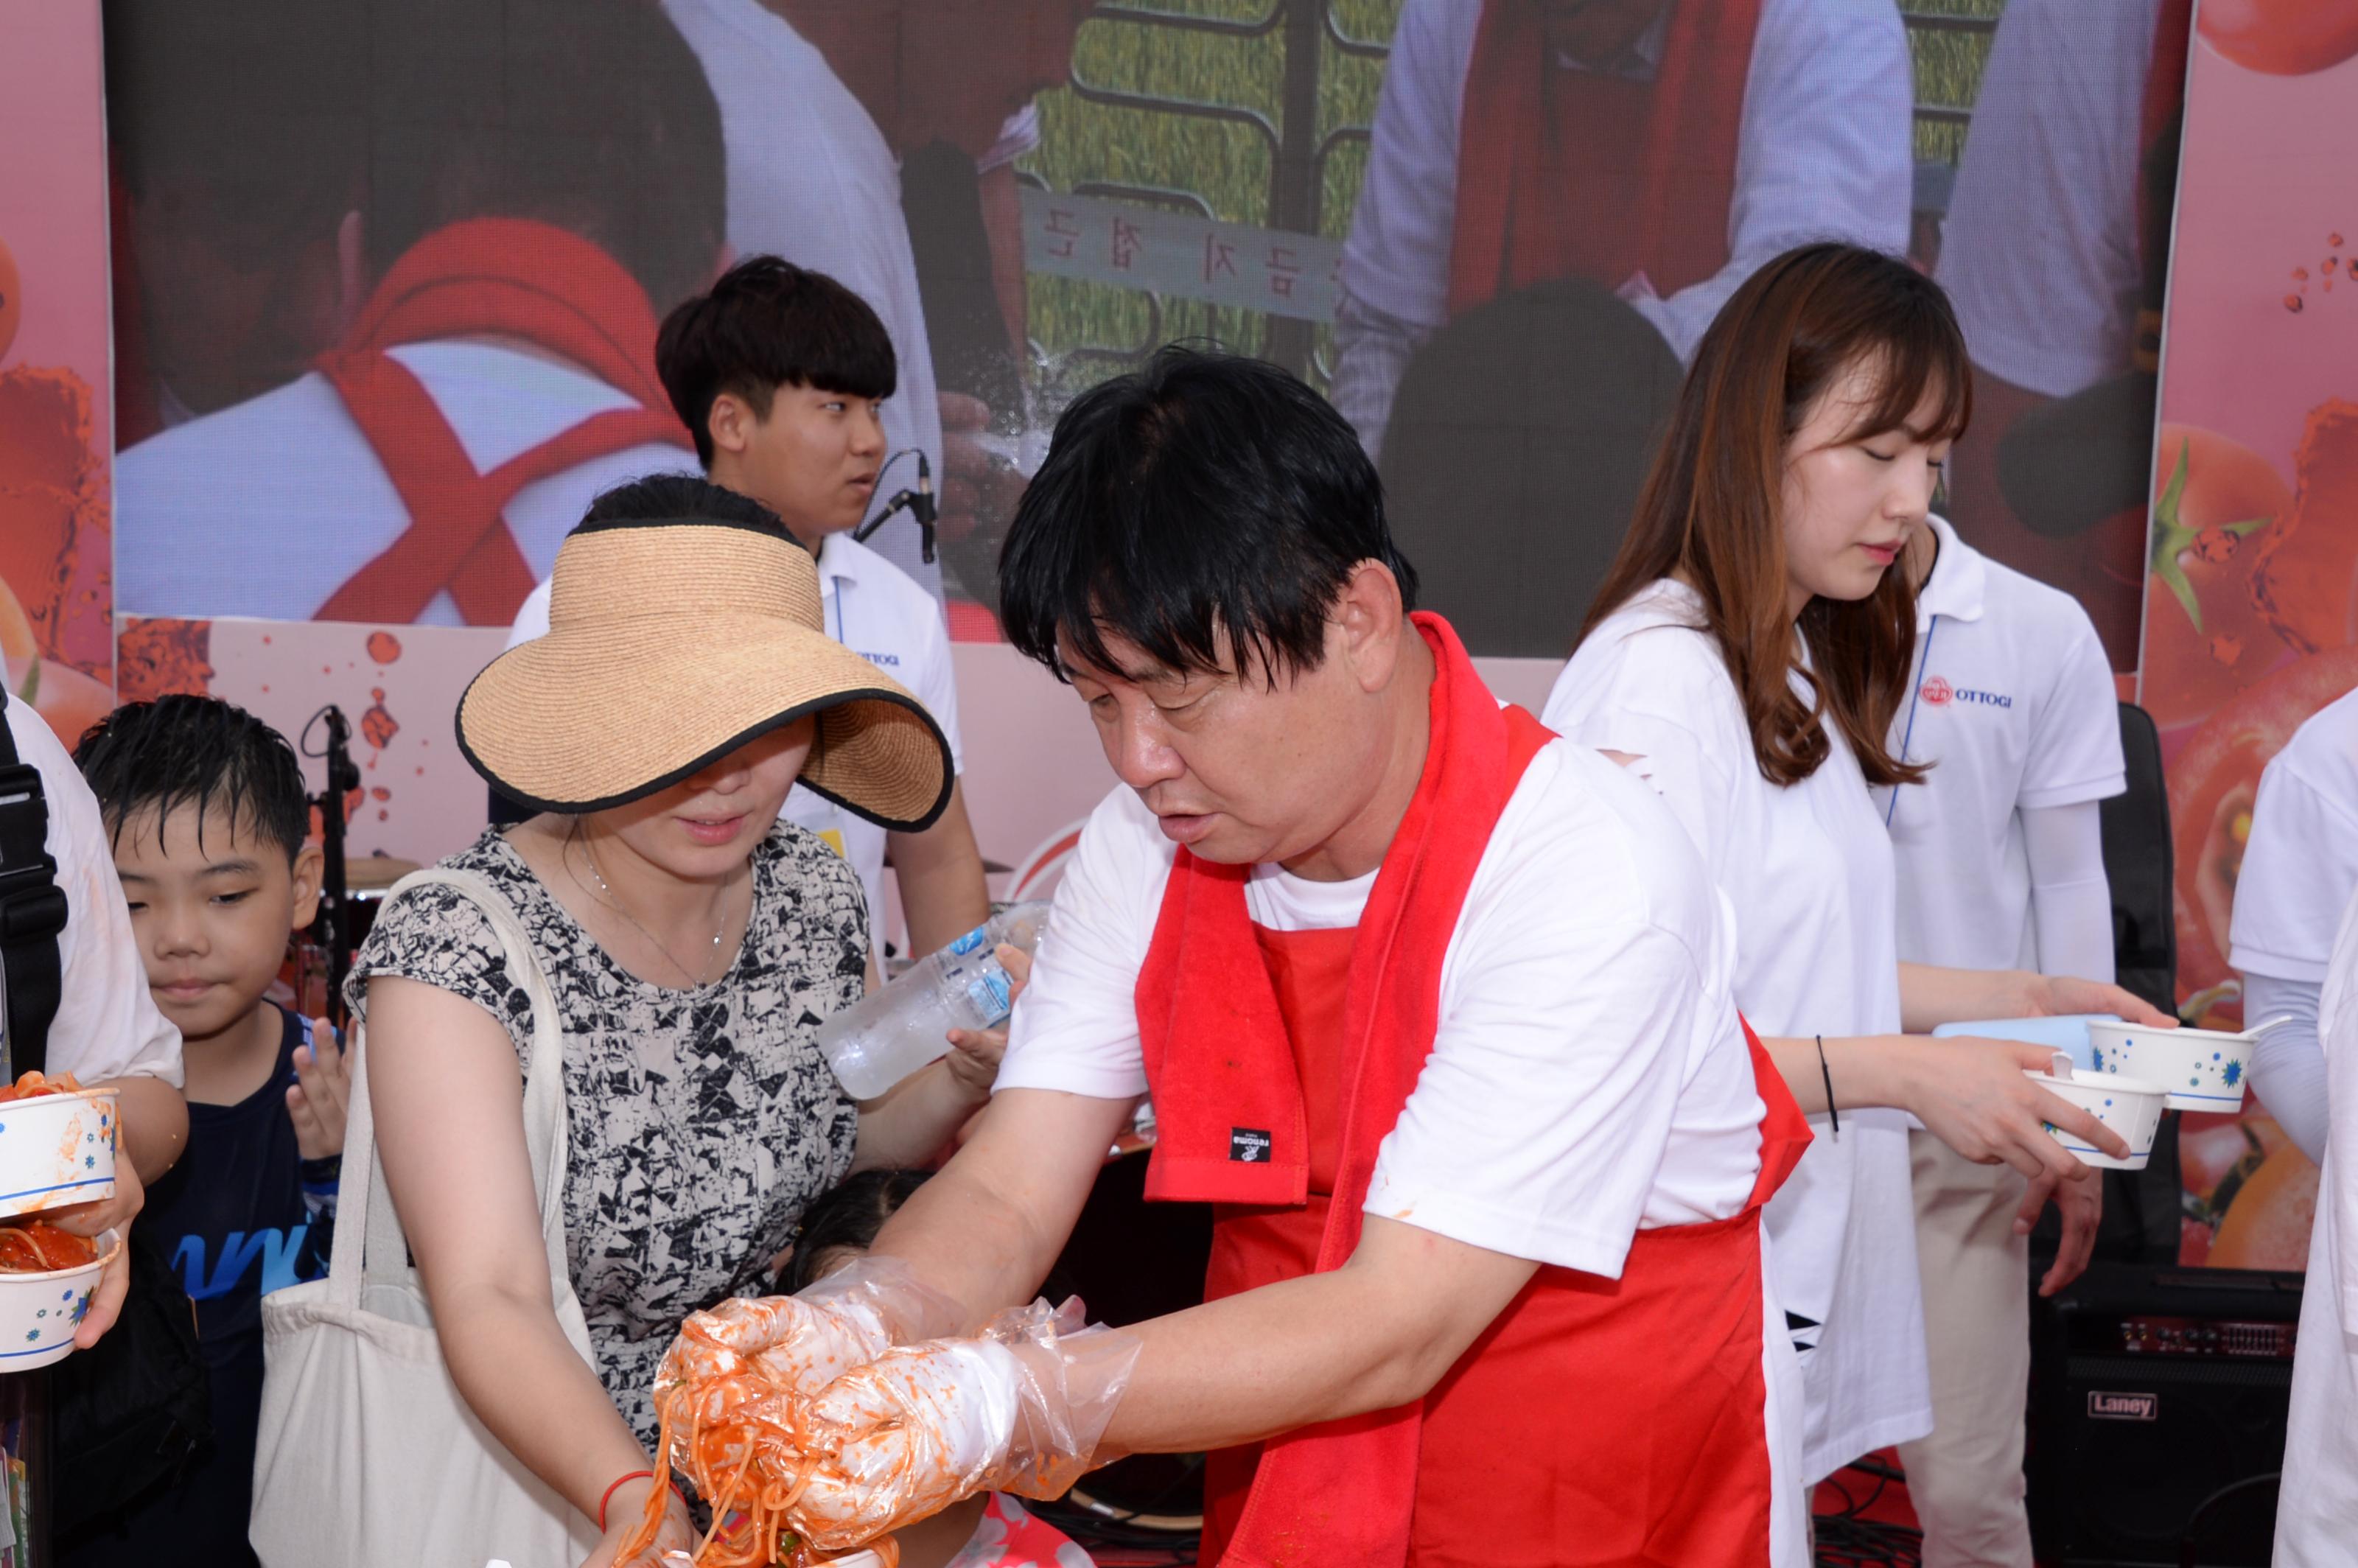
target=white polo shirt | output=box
[2231,687,2358,987]
[2278,881,2358,1563]
[1875,516,2127,971]
[1544,578,1925,1485]
[508,528,962,946]
[2,696,183,1087]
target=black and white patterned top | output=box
[346,822,865,1448]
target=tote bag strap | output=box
[328,867,570,1310]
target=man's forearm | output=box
[1094,1221,1535,1455]
[867,1088,1133,1328]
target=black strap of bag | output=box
[0,713,68,1075]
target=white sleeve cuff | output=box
[989,1049,1148,1102]
[2018,771,2129,811]
[2232,946,2334,987]
[1362,1169,1634,1278]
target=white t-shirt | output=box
[999,738,1770,1275]
[1334,0,1912,424]
[2231,687,2358,987]
[1877,517,2127,971]
[659,0,945,597]
[115,342,688,624]
[1936,0,2163,397]
[2,697,183,1088]
[1543,580,1928,1483]
[2277,880,2358,1564]
[508,528,962,947]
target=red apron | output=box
[312,217,692,626]
[1447,0,1764,319]
[1135,614,1810,1568]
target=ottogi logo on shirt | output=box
[1230,1127,1273,1163]
[1920,675,2015,710]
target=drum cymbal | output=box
[343,855,421,892]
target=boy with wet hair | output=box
[70,695,346,1566]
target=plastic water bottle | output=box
[816,902,1052,1098]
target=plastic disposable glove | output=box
[784,1298,1141,1551]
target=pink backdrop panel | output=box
[2152,19,2358,1267]
[0,0,115,740]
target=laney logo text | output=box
[2088,1390,2157,1421]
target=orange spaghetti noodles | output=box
[620,1372,900,1567]
[0,1071,84,1105]
[0,1221,97,1273]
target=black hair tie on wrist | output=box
[1816,1035,1839,1138]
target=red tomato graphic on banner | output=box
[2144,425,2293,729]
[2198,0,2358,76]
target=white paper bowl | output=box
[0,1226,116,1370]
[0,1088,117,1219]
[2025,1068,2169,1170]
[2086,1020,2251,1113]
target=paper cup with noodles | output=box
[0,1226,118,1370]
[0,1084,117,1218]
[2025,1068,2168,1171]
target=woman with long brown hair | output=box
[1544,242,2170,1527]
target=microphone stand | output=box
[305,706,361,1029]
[853,449,938,563]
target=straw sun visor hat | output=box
[458,514,953,830]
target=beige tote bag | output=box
[252,867,601,1567]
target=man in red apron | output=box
[1332,0,1914,463]
[1332,0,1913,654]
[716,347,1813,1567]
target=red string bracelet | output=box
[598,1469,686,1533]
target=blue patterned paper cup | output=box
[2086,1021,2252,1113]
[0,1225,116,1371]
[2025,1068,2168,1170]
[0,1087,118,1219]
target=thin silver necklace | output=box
[568,822,732,987]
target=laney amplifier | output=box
[2027,1262,2301,1566]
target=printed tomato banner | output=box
[2147,4,2358,1267]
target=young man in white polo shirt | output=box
[509,258,988,958]
[2230,688,2358,1167]
[2262,698,2358,1560]
[1878,511,2127,1567]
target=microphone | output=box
[910,450,937,564]
[854,449,940,563]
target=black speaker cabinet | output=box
[2027,1262,2301,1566]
